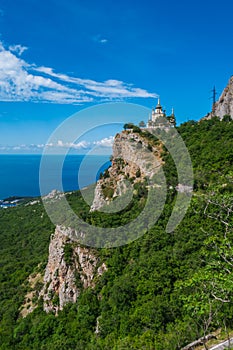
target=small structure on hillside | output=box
[147,98,176,128]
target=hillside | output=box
[0,118,233,349]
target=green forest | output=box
[1,117,233,349]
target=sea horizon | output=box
[0,154,111,200]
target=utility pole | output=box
[211,86,217,114]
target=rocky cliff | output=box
[40,226,107,314]
[21,128,163,315]
[91,129,163,211]
[21,226,106,315]
[42,130,162,312]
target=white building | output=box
[147,99,176,128]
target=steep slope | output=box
[20,225,107,316]
[26,129,163,314]
[40,226,106,314]
[91,129,163,211]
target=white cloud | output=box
[0,143,46,153]
[34,67,155,99]
[46,140,91,150]
[93,136,114,147]
[44,137,114,151]
[9,44,28,56]
[100,39,108,44]
[0,136,115,153]
[0,41,157,104]
[92,35,108,44]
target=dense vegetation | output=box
[1,117,233,349]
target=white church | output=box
[147,98,176,128]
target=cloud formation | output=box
[100,39,108,44]
[9,44,28,56]
[93,136,114,147]
[46,135,114,150]
[0,42,157,104]
[0,136,114,153]
[92,35,108,44]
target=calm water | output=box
[0,155,110,199]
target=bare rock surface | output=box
[39,226,107,313]
[91,130,163,211]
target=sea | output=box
[0,154,111,200]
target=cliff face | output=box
[91,130,163,211]
[41,130,162,311]
[207,76,233,120]
[21,129,162,315]
[112,131,162,177]
[39,226,107,314]
[21,226,106,315]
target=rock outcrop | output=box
[21,128,163,315]
[40,226,106,313]
[91,130,163,211]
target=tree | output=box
[139,120,146,128]
[222,114,232,122]
[123,123,134,130]
[176,195,233,349]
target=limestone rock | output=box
[39,226,106,314]
[90,130,163,212]
[90,180,108,212]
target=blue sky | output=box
[0,0,233,153]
